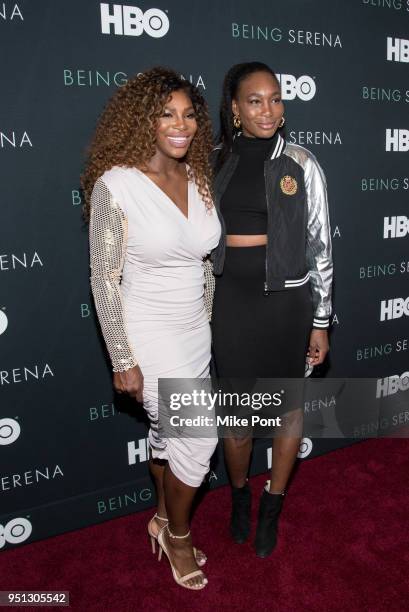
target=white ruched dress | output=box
[89,166,221,487]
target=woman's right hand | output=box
[113,365,144,403]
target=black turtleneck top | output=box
[220,133,275,235]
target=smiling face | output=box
[154,89,198,159]
[232,71,284,139]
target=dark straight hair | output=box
[214,61,278,173]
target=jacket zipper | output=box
[264,161,269,294]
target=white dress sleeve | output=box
[89,177,138,372]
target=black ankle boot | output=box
[254,481,285,558]
[230,482,251,543]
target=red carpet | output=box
[1,438,408,612]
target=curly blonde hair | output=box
[81,67,214,220]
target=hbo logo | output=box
[128,438,149,464]
[0,518,32,549]
[0,418,21,445]
[100,3,169,38]
[376,371,409,398]
[380,296,409,321]
[387,37,409,63]
[297,437,313,458]
[0,310,8,335]
[383,216,409,238]
[276,74,316,101]
[386,129,409,152]
[267,437,313,467]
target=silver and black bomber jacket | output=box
[207,132,333,330]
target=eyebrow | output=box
[247,91,281,97]
[164,105,195,111]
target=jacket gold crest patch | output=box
[280,175,298,196]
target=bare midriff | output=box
[226,234,267,247]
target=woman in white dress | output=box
[81,67,221,590]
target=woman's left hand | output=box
[307,329,329,366]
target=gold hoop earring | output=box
[233,114,241,129]
[279,116,285,128]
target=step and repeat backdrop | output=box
[1,0,408,550]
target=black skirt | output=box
[211,246,313,430]
[212,245,313,378]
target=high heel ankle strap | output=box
[166,524,191,539]
[154,513,168,522]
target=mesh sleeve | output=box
[203,257,215,322]
[89,178,138,372]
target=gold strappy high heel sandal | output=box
[147,513,207,566]
[157,525,208,591]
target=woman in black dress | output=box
[210,62,333,557]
